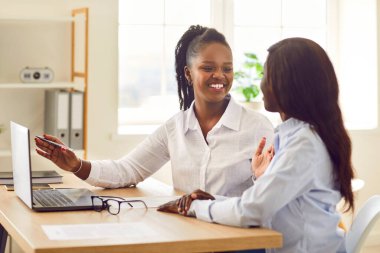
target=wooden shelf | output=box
[0,7,89,159]
[0,82,84,91]
[0,16,85,23]
[0,149,84,157]
[0,150,11,157]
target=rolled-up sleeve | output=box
[85,125,170,188]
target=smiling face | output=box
[184,42,233,105]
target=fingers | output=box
[185,195,192,212]
[35,137,55,152]
[270,144,275,156]
[191,190,215,200]
[178,196,185,214]
[43,134,65,145]
[157,200,179,213]
[157,203,169,212]
[176,190,215,216]
[35,138,60,161]
[35,148,52,160]
[267,146,274,155]
[178,194,192,215]
[254,137,266,157]
[266,145,275,161]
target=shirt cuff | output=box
[213,194,228,201]
[189,199,215,223]
[84,161,99,185]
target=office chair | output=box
[345,195,380,253]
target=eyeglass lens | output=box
[107,199,123,215]
[91,197,105,212]
[92,196,147,215]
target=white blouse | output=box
[86,96,274,197]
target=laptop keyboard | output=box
[33,190,75,207]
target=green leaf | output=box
[234,71,248,80]
[252,85,260,98]
[233,52,264,102]
[242,87,252,102]
[244,53,258,60]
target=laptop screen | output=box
[10,121,33,208]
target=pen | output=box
[35,136,73,151]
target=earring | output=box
[188,80,193,86]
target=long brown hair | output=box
[266,38,354,212]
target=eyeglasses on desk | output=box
[91,195,147,215]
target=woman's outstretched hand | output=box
[252,137,275,180]
[34,134,81,173]
[157,189,215,216]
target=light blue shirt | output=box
[190,118,346,253]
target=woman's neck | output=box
[280,112,288,121]
[194,97,229,139]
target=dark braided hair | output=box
[175,25,231,110]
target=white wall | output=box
[0,0,71,171]
[337,0,380,246]
[66,0,174,184]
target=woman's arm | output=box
[191,132,323,227]
[86,124,171,188]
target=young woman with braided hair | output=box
[35,25,273,198]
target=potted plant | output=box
[233,53,264,110]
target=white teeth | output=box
[210,84,224,89]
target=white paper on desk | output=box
[42,222,157,240]
[121,195,181,208]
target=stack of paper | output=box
[0,170,63,185]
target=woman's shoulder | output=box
[240,107,273,128]
[161,109,188,131]
[280,119,325,152]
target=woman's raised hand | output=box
[34,134,81,173]
[251,137,274,180]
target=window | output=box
[230,0,327,126]
[233,0,326,57]
[118,0,211,134]
[118,0,377,133]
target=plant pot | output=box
[241,101,264,111]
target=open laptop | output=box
[10,121,97,212]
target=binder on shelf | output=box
[44,90,70,145]
[69,91,84,150]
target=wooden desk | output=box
[0,174,282,253]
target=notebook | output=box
[10,121,97,212]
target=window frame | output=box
[117,0,378,135]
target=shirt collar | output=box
[275,117,307,133]
[274,117,309,151]
[184,95,242,133]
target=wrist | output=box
[72,159,83,174]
